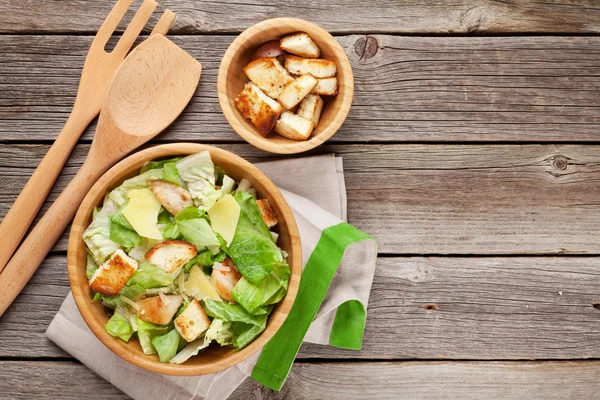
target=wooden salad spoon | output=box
[0,0,176,275]
[0,34,202,317]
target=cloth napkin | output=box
[46,153,377,399]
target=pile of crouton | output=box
[234,32,338,141]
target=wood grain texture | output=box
[2,35,600,143]
[2,360,600,399]
[1,0,600,34]
[2,255,600,359]
[2,143,600,255]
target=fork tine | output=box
[151,9,176,36]
[112,0,158,56]
[94,0,134,45]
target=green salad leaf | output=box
[135,318,171,355]
[92,293,124,309]
[119,261,174,299]
[204,299,267,326]
[108,168,163,206]
[232,262,290,315]
[205,319,233,346]
[175,206,220,250]
[151,328,181,362]
[105,311,134,342]
[83,199,120,265]
[86,253,99,280]
[176,152,220,208]
[163,162,181,186]
[183,250,227,274]
[140,157,182,173]
[228,191,286,284]
[232,320,267,351]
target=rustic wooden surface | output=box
[1,0,600,398]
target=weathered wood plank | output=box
[1,0,600,34]
[1,143,600,255]
[2,360,600,399]
[2,255,600,359]
[2,35,600,142]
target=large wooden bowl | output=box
[68,143,301,376]
[218,18,354,154]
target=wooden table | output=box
[1,1,600,398]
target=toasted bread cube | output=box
[244,58,294,99]
[274,111,314,141]
[136,295,183,325]
[175,299,211,342]
[297,94,324,127]
[149,180,193,216]
[257,199,278,228]
[285,55,336,78]
[280,32,321,58]
[89,249,138,296]
[311,77,338,96]
[145,240,198,274]
[235,83,283,136]
[278,74,318,110]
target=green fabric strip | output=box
[329,299,366,350]
[251,222,374,391]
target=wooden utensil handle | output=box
[0,106,95,275]
[0,150,109,317]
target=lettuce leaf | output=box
[92,292,124,309]
[175,206,220,250]
[151,328,181,363]
[140,157,182,173]
[83,199,120,265]
[119,261,174,299]
[86,253,98,280]
[105,311,134,342]
[183,250,226,273]
[176,152,220,208]
[108,168,163,206]
[204,299,266,326]
[205,319,233,346]
[135,318,171,355]
[228,191,286,284]
[232,319,267,350]
[169,335,211,364]
[163,162,181,186]
[232,264,290,314]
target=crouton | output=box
[311,77,338,96]
[211,258,242,302]
[280,32,321,58]
[297,94,324,127]
[145,240,198,274]
[174,299,211,342]
[284,55,336,78]
[274,111,314,141]
[89,249,138,296]
[244,58,294,99]
[278,74,318,110]
[235,83,283,136]
[251,40,286,61]
[149,180,193,216]
[136,295,183,325]
[256,199,278,228]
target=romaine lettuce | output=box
[228,191,286,284]
[204,299,266,326]
[163,162,181,186]
[176,152,220,208]
[119,261,174,299]
[86,253,98,280]
[83,199,120,265]
[175,206,220,250]
[135,318,171,355]
[108,168,163,206]
[105,310,134,342]
[169,335,211,364]
[140,157,182,173]
[205,319,233,346]
[151,328,181,362]
[232,319,267,351]
[232,266,289,315]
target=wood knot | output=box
[424,303,439,311]
[552,155,569,170]
[592,303,600,310]
[355,36,378,60]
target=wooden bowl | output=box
[67,143,301,376]
[218,18,354,154]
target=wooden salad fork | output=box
[0,34,202,317]
[0,0,176,274]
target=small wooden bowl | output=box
[68,143,301,376]
[218,18,354,154]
